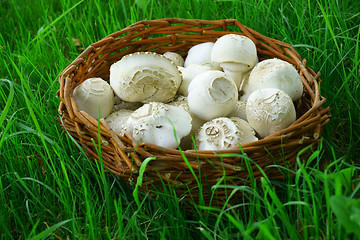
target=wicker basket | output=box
[57,18,330,206]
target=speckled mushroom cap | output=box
[110,52,182,103]
[228,100,247,121]
[246,88,296,138]
[245,58,303,101]
[105,109,133,134]
[123,102,192,149]
[195,117,258,151]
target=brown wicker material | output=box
[57,18,330,206]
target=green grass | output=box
[1,0,359,239]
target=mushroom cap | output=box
[246,88,296,138]
[110,52,182,103]
[72,77,114,119]
[195,117,258,150]
[184,42,214,67]
[245,58,303,101]
[123,102,192,149]
[187,70,238,120]
[163,52,185,67]
[177,64,211,96]
[211,34,258,71]
[105,109,133,134]
[228,100,247,121]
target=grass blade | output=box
[29,219,72,240]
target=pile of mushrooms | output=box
[72,34,303,151]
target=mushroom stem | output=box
[222,69,246,90]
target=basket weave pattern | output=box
[57,18,330,204]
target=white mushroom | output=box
[187,70,238,121]
[110,52,182,103]
[72,77,114,119]
[228,100,247,121]
[177,64,211,96]
[163,52,185,67]
[123,102,192,149]
[211,34,258,89]
[184,42,215,68]
[246,88,296,138]
[231,117,258,143]
[105,109,133,134]
[244,58,303,101]
[195,117,258,151]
